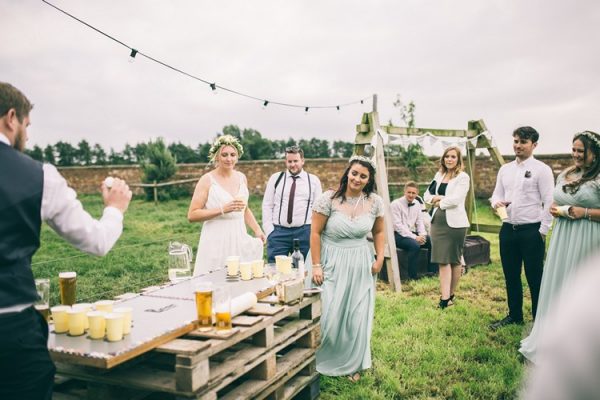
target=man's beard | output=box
[14,127,26,152]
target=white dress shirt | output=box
[262,169,322,237]
[490,156,555,235]
[390,196,426,239]
[0,133,124,312]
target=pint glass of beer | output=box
[59,272,77,305]
[214,285,232,332]
[195,282,213,331]
[34,278,50,321]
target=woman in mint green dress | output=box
[306,156,385,381]
[520,131,600,362]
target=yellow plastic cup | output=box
[67,308,86,336]
[51,305,71,333]
[94,300,114,313]
[87,311,106,340]
[251,259,264,278]
[113,307,133,335]
[105,313,124,342]
[72,303,92,330]
[240,262,252,281]
[225,256,240,276]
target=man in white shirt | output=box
[262,146,322,262]
[391,181,436,280]
[0,82,132,400]
[490,126,554,330]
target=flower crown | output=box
[208,134,244,162]
[349,155,376,170]
[575,131,600,149]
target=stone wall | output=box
[57,154,573,199]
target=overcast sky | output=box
[2,0,599,155]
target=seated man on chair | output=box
[391,181,437,279]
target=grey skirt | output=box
[430,208,467,265]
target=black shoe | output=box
[489,315,524,330]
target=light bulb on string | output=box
[262,100,269,110]
[336,105,340,113]
[304,107,309,115]
[128,49,138,63]
[210,83,217,95]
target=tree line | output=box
[24,124,355,166]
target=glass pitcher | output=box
[168,242,193,283]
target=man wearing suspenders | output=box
[262,146,322,262]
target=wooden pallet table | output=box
[53,294,321,399]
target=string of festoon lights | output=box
[41,0,370,113]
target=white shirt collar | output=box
[516,156,534,166]
[0,132,10,146]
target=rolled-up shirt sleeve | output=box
[41,164,123,256]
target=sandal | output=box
[347,372,360,382]
[438,297,453,309]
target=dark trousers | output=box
[0,306,55,400]
[394,232,437,279]
[267,224,311,263]
[499,222,545,321]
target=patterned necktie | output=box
[287,176,299,224]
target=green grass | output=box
[32,195,529,399]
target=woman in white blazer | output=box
[424,146,470,309]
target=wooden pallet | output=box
[54,295,321,399]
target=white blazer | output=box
[424,171,470,228]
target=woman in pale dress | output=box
[425,146,470,309]
[307,156,385,382]
[188,135,265,276]
[519,130,600,363]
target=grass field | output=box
[32,195,531,399]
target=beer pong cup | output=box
[113,307,133,335]
[213,285,232,332]
[87,311,106,340]
[34,278,50,321]
[105,313,124,342]
[59,272,77,305]
[51,305,71,333]
[275,255,292,275]
[94,300,114,313]
[195,282,213,331]
[251,259,264,278]
[234,195,246,211]
[239,262,252,281]
[496,205,508,221]
[72,303,92,330]
[67,308,86,336]
[225,256,240,276]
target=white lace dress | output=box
[193,172,263,276]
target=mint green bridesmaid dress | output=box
[520,172,600,362]
[305,190,384,376]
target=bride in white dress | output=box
[188,135,265,275]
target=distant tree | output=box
[55,141,77,166]
[43,145,56,165]
[140,138,185,201]
[26,145,44,162]
[133,143,148,163]
[299,138,330,158]
[108,148,127,165]
[222,125,242,140]
[393,94,416,128]
[332,141,354,158]
[398,143,430,178]
[76,140,93,165]
[197,142,211,163]
[168,142,203,163]
[92,143,107,165]
[240,128,273,160]
[122,143,136,164]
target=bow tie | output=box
[407,202,415,207]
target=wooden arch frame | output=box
[353,102,505,292]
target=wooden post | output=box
[153,180,158,206]
[372,93,378,112]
